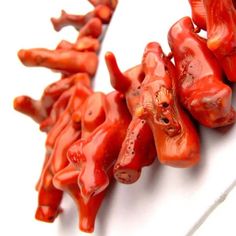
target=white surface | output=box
[1,0,236,235]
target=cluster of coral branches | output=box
[14,0,236,233]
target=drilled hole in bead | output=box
[161,117,169,124]
[88,111,92,116]
[162,102,169,108]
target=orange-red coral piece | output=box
[105,52,156,184]
[67,91,131,201]
[138,42,200,168]
[18,48,98,76]
[168,17,236,128]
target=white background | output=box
[1,0,236,235]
